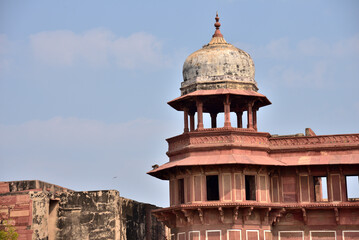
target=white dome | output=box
[180,15,257,95]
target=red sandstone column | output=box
[236,111,243,128]
[224,95,231,128]
[247,102,253,129]
[183,108,189,133]
[189,112,195,131]
[253,108,257,131]
[210,112,218,128]
[196,100,204,130]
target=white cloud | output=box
[278,61,328,87]
[265,37,292,59]
[237,34,359,60]
[332,34,359,57]
[297,35,359,57]
[29,29,168,69]
[237,35,359,88]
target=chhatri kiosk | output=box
[148,14,359,240]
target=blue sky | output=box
[0,0,358,207]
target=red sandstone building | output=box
[148,14,359,240]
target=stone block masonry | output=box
[0,180,170,240]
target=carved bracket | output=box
[197,208,204,224]
[218,207,224,223]
[301,208,307,225]
[154,212,176,229]
[242,207,254,222]
[269,208,286,225]
[260,207,271,224]
[334,208,339,225]
[233,206,240,222]
[257,166,266,174]
[172,210,185,225]
[181,209,193,224]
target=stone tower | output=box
[148,14,359,240]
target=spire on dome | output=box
[213,12,223,38]
[209,12,227,44]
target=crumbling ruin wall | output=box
[56,192,169,240]
[120,197,169,240]
[31,191,51,240]
[56,190,121,240]
[1,181,169,240]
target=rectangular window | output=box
[310,231,336,240]
[186,176,191,203]
[300,175,310,202]
[246,230,259,240]
[245,175,256,201]
[178,178,185,204]
[206,230,221,240]
[282,175,296,202]
[206,175,219,201]
[189,231,200,240]
[330,174,341,202]
[271,176,279,202]
[178,232,185,240]
[234,173,242,201]
[279,231,303,240]
[346,175,359,201]
[227,230,241,240]
[264,230,272,240]
[259,175,267,202]
[314,176,328,202]
[194,175,202,201]
[222,174,231,201]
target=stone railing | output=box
[167,130,359,154]
[269,134,359,148]
[167,129,270,153]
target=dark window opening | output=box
[178,178,185,204]
[313,176,328,202]
[245,175,256,201]
[346,175,359,201]
[206,175,219,201]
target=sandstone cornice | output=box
[153,201,359,216]
[166,130,359,157]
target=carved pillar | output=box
[189,112,195,132]
[210,112,218,128]
[224,95,231,128]
[247,102,253,129]
[183,108,189,133]
[253,108,257,131]
[196,100,204,130]
[236,111,243,128]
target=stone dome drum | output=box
[181,16,258,96]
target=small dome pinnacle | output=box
[213,12,223,38]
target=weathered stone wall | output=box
[120,197,169,240]
[0,181,170,240]
[30,191,52,240]
[3,180,70,193]
[56,190,121,240]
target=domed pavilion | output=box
[148,14,359,240]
